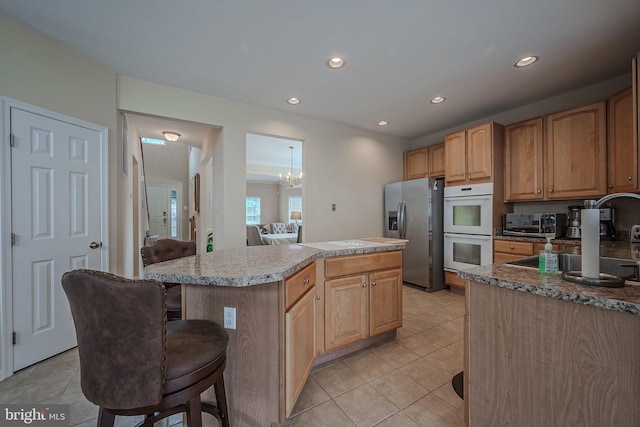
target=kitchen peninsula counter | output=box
[142,238,407,427]
[461,254,640,426]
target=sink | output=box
[506,253,639,287]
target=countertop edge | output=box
[459,268,640,316]
[143,242,407,287]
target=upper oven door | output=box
[444,194,493,235]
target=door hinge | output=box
[10,133,15,147]
[11,233,15,246]
[12,332,16,345]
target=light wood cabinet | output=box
[445,270,466,290]
[284,262,316,417]
[324,251,402,351]
[403,147,428,180]
[493,239,561,263]
[403,142,445,180]
[607,87,637,193]
[428,143,445,178]
[545,101,607,199]
[504,118,544,201]
[444,123,503,186]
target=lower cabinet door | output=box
[369,269,403,335]
[285,288,316,416]
[325,274,368,350]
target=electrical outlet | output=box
[331,203,336,211]
[631,225,640,243]
[223,307,236,329]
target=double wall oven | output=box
[443,183,493,272]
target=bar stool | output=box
[62,269,229,427]
[140,238,196,320]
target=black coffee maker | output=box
[599,208,616,241]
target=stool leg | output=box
[97,408,115,427]
[214,375,229,427]
[186,396,203,427]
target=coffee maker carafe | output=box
[599,208,616,241]
[565,205,583,238]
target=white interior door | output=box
[11,107,104,371]
[148,185,169,238]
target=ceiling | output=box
[1,1,639,139]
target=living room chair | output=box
[140,238,196,320]
[246,225,265,246]
[61,269,229,427]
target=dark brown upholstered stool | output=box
[62,269,229,427]
[140,238,196,320]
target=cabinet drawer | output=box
[494,240,534,256]
[285,262,316,311]
[325,251,402,279]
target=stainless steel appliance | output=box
[443,183,493,272]
[384,177,444,291]
[503,213,567,238]
[599,208,616,241]
[565,205,583,238]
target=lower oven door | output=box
[444,233,493,271]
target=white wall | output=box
[117,76,409,247]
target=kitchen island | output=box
[143,239,407,426]
[459,247,640,426]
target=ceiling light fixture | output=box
[279,146,303,188]
[377,121,389,126]
[430,96,446,104]
[287,97,301,105]
[162,131,181,142]
[514,56,538,68]
[326,57,346,69]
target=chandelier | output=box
[279,146,303,188]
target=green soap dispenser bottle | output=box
[539,235,558,274]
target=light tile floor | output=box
[0,285,465,427]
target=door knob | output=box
[89,241,102,249]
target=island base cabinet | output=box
[466,281,640,426]
[325,274,368,350]
[285,288,316,417]
[369,268,402,336]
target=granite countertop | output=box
[142,238,407,287]
[459,261,640,316]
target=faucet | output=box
[581,193,640,279]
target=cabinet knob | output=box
[608,184,613,188]
[537,190,541,194]
[303,278,310,284]
[509,245,514,249]
[363,283,367,288]
[548,189,553,193]
[372,281,377,287]
[629,176,633,181]
[315,295,320,301]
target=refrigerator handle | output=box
[400,201,407,239]
[433,180,438,191]
[396,202,403,239]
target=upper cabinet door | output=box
[444,130,467,185]
[428,143,445,178]
[466,123,493,183]
[504,117,544,201]
[545,101,607,199]
[404,147,428,180]
[608,88,637,193]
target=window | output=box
[246,197,261,224]
[170,190,178,237]
[288,195,302,223]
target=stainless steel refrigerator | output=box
[384,177,444,291]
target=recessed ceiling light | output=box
[514,56,538,68]
[287,97,301,105]
[430,96,446,104]
[377,121,389,126]
[326,57,346,69]
[162,131,181,142]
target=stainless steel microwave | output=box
[503,213,567,238]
